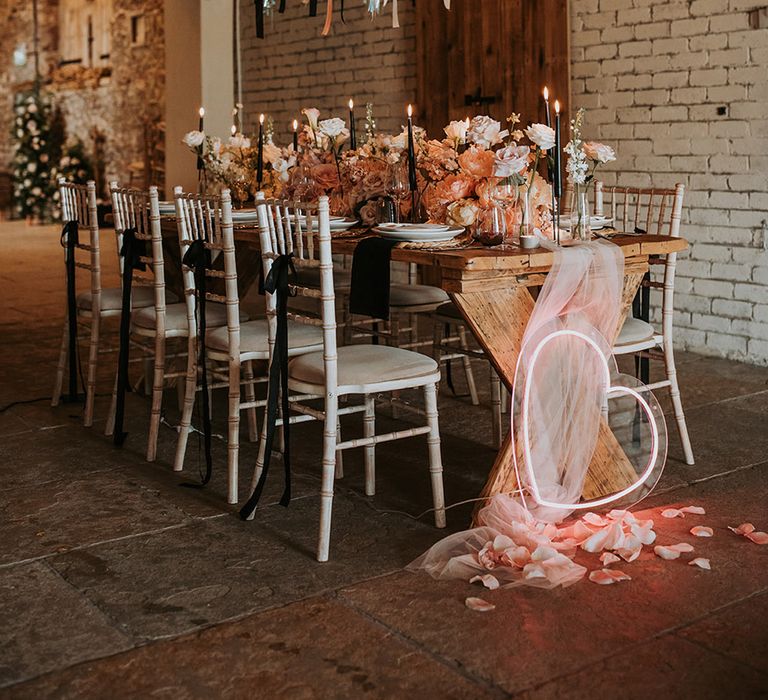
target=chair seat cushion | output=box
[389,284,449,308]
[206,319,324,357]
[433,301,463,320]
[289,344,438,389]
[615,317,656,346]
[133,302,246,332]
[297,266,352,289]
[77,286,178,312]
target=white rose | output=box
[444,118,470,144]
[446,199,480,228]
[583,141,616,164]
[262,142,281,165]
[182,130,205,148]
[272,155,296,182]
[467,116,508,149]
[493,144,530,178]
[228,134,251,149]
[524,123,556,150]
[318,118,346,139]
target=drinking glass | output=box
[387,161,410,223]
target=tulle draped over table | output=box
[409,239,667,589]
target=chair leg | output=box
[423,382,446,528]
[51,319,68,407]
[363,395,376,495]
[246,404,271,520]
[227,358,242,504]
[490,368,502,449]
[317,396,339,562]
[664,341,695,465]
[408,312,418,349]
[335,419,344,479]
[243,360,259,442]
[458,325,479,406]
[83,315,100,427]
[105,365,118,437]
[173,338,198,472]
[146,334,166,462]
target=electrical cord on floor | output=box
[0,397,52,413]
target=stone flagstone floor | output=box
[0,221,767,698]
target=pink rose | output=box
[583,141,616,164]
[493,144,530,177]
[434,173,475,204]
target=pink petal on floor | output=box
[689,558,711,570]
[465,597,496,612]
[669,542,695,553]
[681,506,706,515]
[654,545,682,560]
[589,568,632,585]
[600,552,621,565]
[729,523,756,536]
[662,508,683,519]
[469,574,500,590]
[745,531,768,545]
[690,526,714,538]
[583,512,607,527]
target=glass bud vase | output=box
[573,187,592,241]
[519,190,534,239]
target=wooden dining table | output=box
[161,219,687,513]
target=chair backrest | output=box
[594,182,685,237]
[58,177,101,308]
[110,182,165,318]
[173,187,238,346]
[255,194,336,389]
[594,181,686,340]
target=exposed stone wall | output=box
[0,0,165,195]
[571,0,768,364]
[238,2,417,141]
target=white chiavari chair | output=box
[249,195,446,562]
[173,188,322,504]
[51,178,155,426]
[103,184,226,461]
[595,181,694,465]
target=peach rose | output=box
[311,163,340,191]
[363,170,387,197]
[583,141,616,164]
[458,146,495,179]
[446,199,480,228]
[433,173,475,205]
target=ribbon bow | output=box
[181,239,214,485]
[113,228,147,446]
[60,220,83,402]
[240,252,296,519]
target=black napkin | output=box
[60,220,83,402]
[113,228,147,446]
[240,253,297,520]
[349,237,398,320]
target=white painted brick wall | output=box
[572,0,768,365]
[239,3,415,140]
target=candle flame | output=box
[259,113,265,124]
[293,119,298,131]
[198,107,205,118]
[407,103,413,117]
[543,86,549,101]
[555,100,561,114]
[231,124,236,135]
[349,98,354,110]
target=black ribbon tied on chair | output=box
[60,220,83,402]
[240,253,296,520]
[181,240,214,485]
[114,228,147,446]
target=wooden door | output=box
[414,0,570,139]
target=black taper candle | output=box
[554,102,562,199]
[406,104,418,221]
[348,99,356,150]
[257,113,264,188]
[292,119,298,151]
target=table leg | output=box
[452,266,647,523]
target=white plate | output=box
[376,222,451,233]
[374,225,464,242]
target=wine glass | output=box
[387,161,410,223]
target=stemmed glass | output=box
[490,176,518,244]
[387,160,410,223]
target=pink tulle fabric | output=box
[409,240,633,589]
